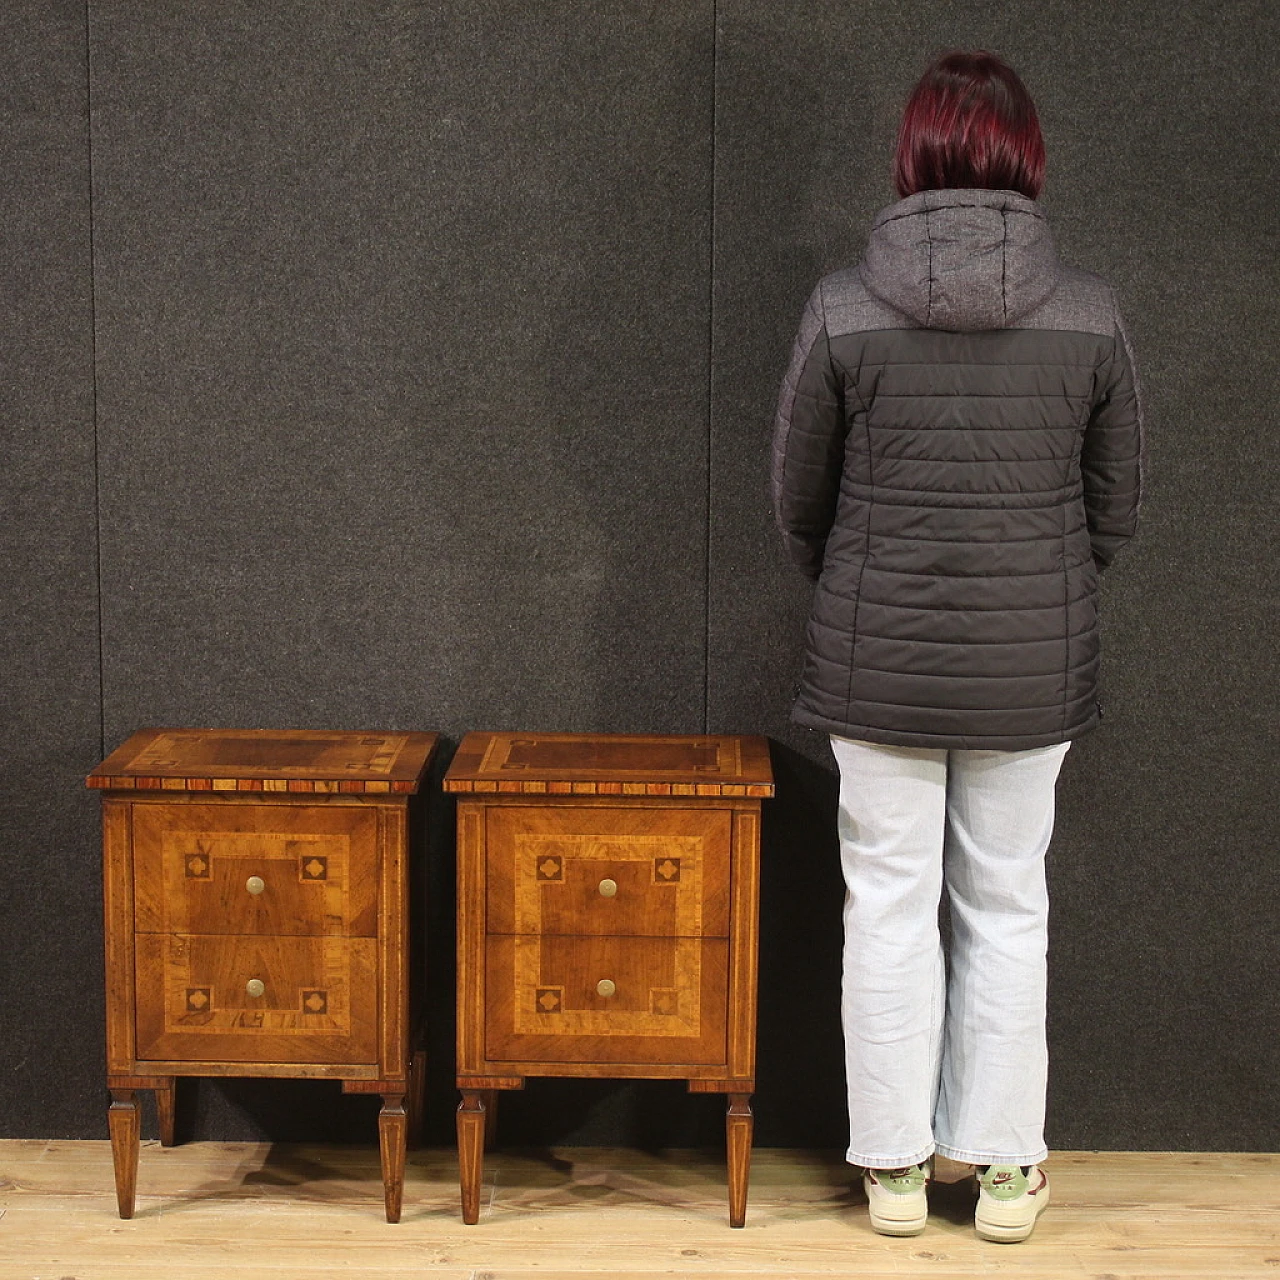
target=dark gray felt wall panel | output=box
[0,2,104,1137]
[3,2,1275,1149]
[710,1,1278,1150]
[92,2,713,743]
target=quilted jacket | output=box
[772,188,1142,750]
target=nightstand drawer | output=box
[134,933,378,1064]
[133,803,378,937]
[484,934,728,1065]
[485,806,730,938]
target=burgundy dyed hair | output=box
[893,51,1045,200]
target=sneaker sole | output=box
[869,1209,927,1236]
[975,1193,1049,1243]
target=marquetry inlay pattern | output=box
[156,937,358,1036]
[87,729,436,794]
[443,732,774,798]
[150,829,356,937]
[510,936,703,1038]
[185,851,212,879]
[514,833,703,938]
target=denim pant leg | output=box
[831,735,948,1168]
[933,743,1070,1166]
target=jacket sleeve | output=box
[1082,300,1144,570]
[771,281,845,580]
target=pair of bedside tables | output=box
[88,727,773,1226]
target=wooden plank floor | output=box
[1,1141,1276,1279]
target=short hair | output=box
[893,51,1045,201]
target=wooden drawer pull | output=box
[245,876,265,896]
[595,979,616,998]
[245,979,265,998]
[598,878,618,898]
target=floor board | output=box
[1,1142,1276,1278]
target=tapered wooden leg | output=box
[726,1093,754,1228]
[378,1093,408,1223]
[155,1079,177,1148]
[108,1089,140,1219]
[481,1088,499,1151]
[457,1090,486,1224]
[406,1051,427,1151]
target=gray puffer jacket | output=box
[773,188,1142,750]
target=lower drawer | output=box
[134,933,378,1064]
[484,934,728,1065]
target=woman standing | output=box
[772,51,1142,1242]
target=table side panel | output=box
[456,799,488,1076]
[726,805,761,1081]
[103,798,137,1073]
[376,802,408,1081]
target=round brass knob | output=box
[246,979,265,998]
[598,878,618,898]
[596,979,616,998]
[246,876,266,895]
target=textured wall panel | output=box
[0,2,102,1137]
[90,1,712,1140]
[710,0,1278,1150]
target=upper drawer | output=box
[485,805,731,938]
[132,803,378,937]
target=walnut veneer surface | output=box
[446,732,773,1228]
[88,727,437,1224]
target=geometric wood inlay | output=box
[300,856,329,881]
[509,935,703,1038]
[133,932,380,1064]
[493,736,729,776]
[124,730,408,776]
[184,852,212,879]
[442,730,773,795]
[651,988,678,1016]
[513,833,706,937]
[132,805,376,938]
[654,856,681,883]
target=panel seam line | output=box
[703,0,717,734]
[86,0,105,759]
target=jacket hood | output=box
[859,189,1059,331]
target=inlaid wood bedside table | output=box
[443,731,774,1227]
[87,727,437,1223]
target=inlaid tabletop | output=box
[443,732,774,797]
[87,728,438,794]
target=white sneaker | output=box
[863,1161,930,1236]
[975,1164,1050,1242]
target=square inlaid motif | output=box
[300,990,329,1015]
[184,852,212,879]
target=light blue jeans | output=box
[830,735,1071,1168]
